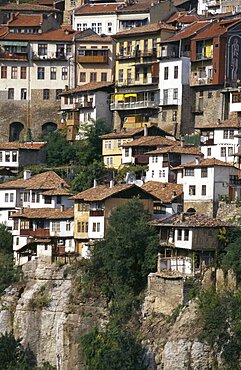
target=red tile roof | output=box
[100,127,144,139]
[152,212,229,227]
[166,11,202,24]
[114,22,175,37]
[122,136,175,147]
[0,3,60,11]
[11,207,74,219]
[61,81,114,95]
[7,14,44,27]
[142,181,183,202]
[192,19,241,41]
[75,3,119,15]
[161,21,211,43]
[195,117,241,129]
[1,26,78,41]
[173,158,236,170]
[146,145,201,155]
[0,142,46,150]
[117,0,155,13]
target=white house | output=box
[173,157,241,216]
[0,170,73,230]
[196,119,241,163]
[145,144,201,183]
[154,212,228,276]
[11,207,74,265]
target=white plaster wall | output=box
[73,13,118,35]
[0,189,17,208]
[88,216,105,239]
[0,149,19,167]
[49,219,74,238]
[174,228,193,249]
[146,154,169,182]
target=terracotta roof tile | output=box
[11,207,74,219]
[61,81,114,95]
[173,158,235,170]
[166,11,202,24]
[142,181,183,202]
[0,3,60,11]
[32,0,63,5]
[195,117,241,129]
[114,22,176,37]
[122,136,175,147]
[146,145,201,155]
[41,188,72,196]
[116,0,155,13]
[192,19,241,40]
[76,33,112,42]
[75,3,119,15]
[72,183,134,201]
[161,21,211,43]
[152,212,229,227]
[0,171,69,190]
[8,14,44,27]
[100,127,144,139]
[0,142,46,150]
[1,26,78,41]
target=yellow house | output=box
[71,182,157,256]
[111,22,176,130]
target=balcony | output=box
[78,55,108,64]
[0,52,28,61]
[116,76,158,87]
[74,101,93,109]
[191,74,213,86]
[195,52,213,61]
[134,154,149,165]
[160,98,180,106]
[32,52,68,61]
[89,210,104,216]
[200,138,214,145]
[110,100,159,110]
[20,228,50,237]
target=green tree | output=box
[44,131,76,167]
[71,160,105,193]
[0,223,13,254]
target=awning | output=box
[1,41,28,46]
[116,94,125,101]
[125,93,137,98]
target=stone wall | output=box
[183,200,215,217]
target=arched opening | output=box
[9,122,24,142]
[42,122,57,135]
[186,208,196,214]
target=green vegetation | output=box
[29,286,50,310]
[81,198,159,370]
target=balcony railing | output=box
[74,101,93,109]
[110,100,159,110]
[78,55,108,64]
[116,77,158,87]
[160,98,180,106]
[196,52,213,60]
[191,75,213,86]
[32,52,68,60]
[20,228,50,237]
[116,49,157,60]
[0,52,28,61]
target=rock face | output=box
[0,260,105,370]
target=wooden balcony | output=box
[0,52,28,61]
[134,154,149,165]
[89,210,104,216]
[78,55,108,64]
[74,101,93,109]
[20,228,50,237]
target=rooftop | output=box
[11,207,74,219]
[100,127,145,139]
[0,3,60,11]
[1,25,77,41]
[195,117,241,129]
[152,212,229,227]
[61,81,114,96]
[166,11,202,24]
[142,181,183,203]
[146,145,201,155]
[122,136,175,147]
[173,157,235,170]
[161,20,211,43]
[7,14,44,27]
[75,3,120,15]
[0,171,69,190]
[0,142,46,150]
[114,22,175,37]
[192,18,241,41]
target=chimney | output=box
[93,179,97,188]
[180,212,185,222]
[110,180,114,188]
[60,205,64,212]
[16,0,19,4]
[217,118,221,125]
[23,170,31,180]
[195,156,200,165]
[180,136,185,147]
[144,124,148,137]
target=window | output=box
[127,69,132,83]
[125,148,129,157]
[62,67,68,80]
[66,221,71,231]
[152,156,158,163]
[92,222,100,232]
[13,220,18,230]
[44,195,52,204]
[106,157,113,166]
[185,168,194,176]
[16,237,19,246]
[151,170,154,178]
[207,147,211,156]
[118,69,123,83]
[13,152,17,162]
[23,192,29,202]
[90,72,97,82]
[10,193,14,202]
[70,0,76,6]
[50,67,56,80]
[221,147,226,157]
[52,221,60,233]
[104,140,111,149]
[189,185,196,196]
[184,229,189,241]
[43,89,50,100]
[0,152,2,162]
[208,91,212,98]
[202,185,206,196]
[56,89,61,100]
[223,130,228,139]
[159,170,165,177]
[153,204,166,214]
[201,168,208,177]
[91,23,97,32]
[162,111,167,121]
[80,72,86,82]
[164,66,169,80]
[174,65,178,79]
[97,23,102,34]
[107,22,112,33]
[8,87,14,99]
[56,195,62,204]
[144,39,148,51]
[11,66,17,79]
[37,67,45,79]
[38,44,47,56]
[101,72,107,82]
[5,152,10,162]
[20,66,26,79]
[229,130,234,139]
[1,66,7,78]
[228,146,233,156]
[177,229,182,240]
[77,221,81,232]
[173,88,178,100]
[21,88,27,100]
[5,193,8,202]
[77,24,82,31]
[172,111,177,121]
